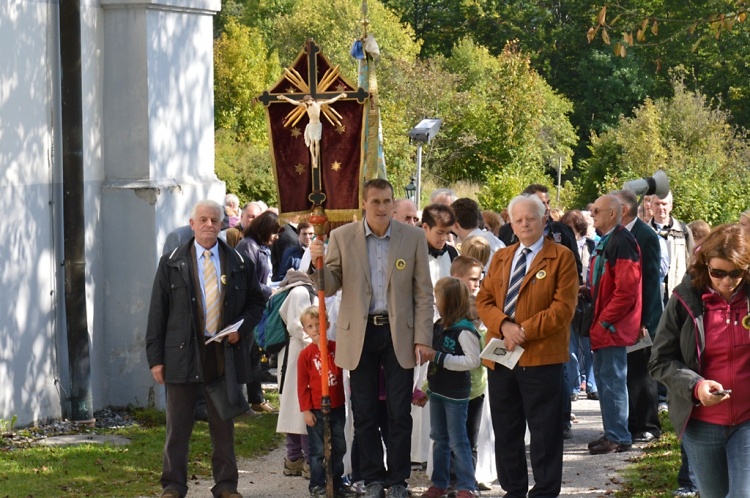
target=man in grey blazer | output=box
[310,179,434,498]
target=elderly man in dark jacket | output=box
[147,200,265,498]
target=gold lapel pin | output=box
[536,270,547,280]
[396,259,406,270]
[221,275,227,285]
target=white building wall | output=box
[100,0,222,410]
[0,0,63,425]
[1,0,221,425]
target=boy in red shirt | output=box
[297,306,354,498]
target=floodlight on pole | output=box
[408,119,442,211]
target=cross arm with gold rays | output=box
[257,39,368,130]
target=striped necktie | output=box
[504,248,531,321]
[203,250,220,336]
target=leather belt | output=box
[367,314,389,326]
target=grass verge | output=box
[616,411,682,497]
[0,392,282,497]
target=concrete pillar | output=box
[100,0,222,409]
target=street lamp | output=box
[408,118,442,210]
[404,175,417,204]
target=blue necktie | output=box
[504,248,531,321]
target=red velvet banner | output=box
[263,45,366,221]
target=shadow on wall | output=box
[100,7,221,409]
[0,2,63,425]
[148,10,215,183]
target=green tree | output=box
[381,0,471,57]
[442,41,577,203]
[215,129,279,206]
[214,18,282,204]
[214,18,281,143]
[376,56,463,195]
[272,0,422,82]
[575,74,750,224]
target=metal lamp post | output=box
[408,118,442,210]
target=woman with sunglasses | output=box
[650,223,750,498]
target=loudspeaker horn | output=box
[623,169,670,198]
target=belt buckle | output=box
[373,315,387,326]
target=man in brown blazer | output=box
[309,179,434,498]
[477,194,578,498]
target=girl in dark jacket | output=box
[650,223,750,498]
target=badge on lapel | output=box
[396,259,406,270]
[742,315,750,330]
[221,275,227,285]
[536,270,546,280]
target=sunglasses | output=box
[708,266,747,280]
[591,207,613,216]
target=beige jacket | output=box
[315,219,434,370]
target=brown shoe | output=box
[161,490,181,498]
[283,456,304,476]
[419,486,447,498]
[218,490,243,498]
[587,435,607,449]
[251,401,278,413]
[589,438,632,455]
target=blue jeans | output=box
[593,346,631,444]
[571,334,596,393]
[307,406,347,491]
[682,418,750,498]
[567,329,596,394]
[677,441,698,491]
[429,396,475,492]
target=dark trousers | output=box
[466,394,484,470]
[350,399,389,482]
[162,382,237,497]
[350,322,413,488]
[562,366,571,430]
[307,406,347,491]
[246,344,264,405]
[488,364,564,498]
[626,346,662,437]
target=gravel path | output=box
[185,397,644,497]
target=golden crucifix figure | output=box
[277,93,346,169]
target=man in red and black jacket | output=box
[586,195,642,455]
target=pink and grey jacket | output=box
[650,274,750,437]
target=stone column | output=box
[100,0,222,408]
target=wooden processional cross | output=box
[258,39,368,206]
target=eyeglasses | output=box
[708,266,747,280]
[591,207,613,216]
